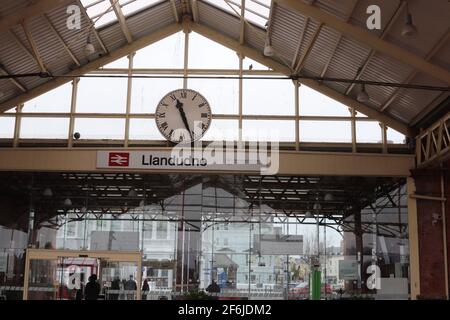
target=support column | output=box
[407,177,421,299]
[380,122,388,154]
[294,80,300,151]
[183,20,190,90]
[67,77,79,148]
[238,54,243,142]
[124,52,135,147]
[13,104,23,148]
[350,107,356,153]
[412,164,449,299]
[354,209,364,292]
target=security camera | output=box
[73,132,81,140]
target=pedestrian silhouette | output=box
[124,275,137,300]
[84,274,100,300]
[142,279,149,300]
[206,280,220,293]
[110,276,120,300]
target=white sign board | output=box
[90,231,139,251]
[96,150,270,172]
[254,235,303,255]
[339,260,358,280]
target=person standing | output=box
[124,275,137,300]
[84,274,100,300]
[110,276,120,300]
[141,279,149,300]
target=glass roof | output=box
[81,0,162,28]
[203,0,271,28]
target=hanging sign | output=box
[96,149,277,173]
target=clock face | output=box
[155,89,212,143]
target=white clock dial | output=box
[155,89,212,143]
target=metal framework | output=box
[416,111,450,168]
[0,30,409,153]
[0,171,407,240]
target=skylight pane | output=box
[245,0,270,27]
[81,0,118,28]
[387,127,406,144]
[120,0,161,16]
[202,0,237,16]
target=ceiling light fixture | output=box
[63,198,72,206]
[43,187,53,197]
[401,4,418,38]
[84,35,96,56]
[324,193,334,201]
[264,42,274,57]
[128,188,137,197]
[357,83,370,103]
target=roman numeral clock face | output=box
[155,89,212,143]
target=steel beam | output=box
[0,0,74,34]
[0,23,182,113]
[190,22,413,136]
[110,0,133,43]
[274,0,450,85]
[0,148,414,176]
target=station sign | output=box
[96,150,272,173]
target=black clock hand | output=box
[175,99,193,141]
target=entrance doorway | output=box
[23,249,142,300]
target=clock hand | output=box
[175,99,194,141]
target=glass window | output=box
[243,78,295,115]
[76,77,127,113]
[202,119,239,141]
[20,118,69,139]
[0,116,15,138]
[387,127,406,144]
[143,221,153,240]
[81,0,117,28]
[102,56,129,68]
[156,221,167,239]
[243,57,271,71]
[189,32,238,69]
[188,78,238,114]
[22,83,72,113]
[129,118,164,140]
[133,32,185,69]
[74,118,125,140]
[356,121,381,143]
[130,78,183,114]
[243,120,295,142]
[65,221,78,238]
[120,0,161,16]
[300,85,351,116]
[300,121,351,142]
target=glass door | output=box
[57,257,99,300]
[102,260,139,300]
[26,258,59,300]
[23,249,142,300]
